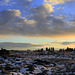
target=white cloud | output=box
[44,0,71,5]
[0,0,15,5]
[0,0,32,8]
[43,3,54,13]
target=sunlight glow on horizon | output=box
[0,0,75,50]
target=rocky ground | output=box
[0,50,75,75]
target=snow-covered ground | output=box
[0,51,75,75]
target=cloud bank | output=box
[0,42,43,50]
[0,0,75,39]
[51,41,75,45]
[61,41,75,45]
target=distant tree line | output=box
[36,47,55,52]
[37,47,75,52]
[0,48,9,56]
[59,47,75,52]
[0,47,75,56]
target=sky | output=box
[0,0,75,50]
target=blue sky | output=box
[0,0,75,50]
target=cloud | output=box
[51,41,75,45]
[30,3,54,14]
[57,7,64,10]
[44,0,71,5]
[0,0,10,5]
[55,15,65,19]
[0,9,36,36]
[0,0,32,9]
[0,4,75,39]
[43,3,54,13]
[0,0,15,5]
[16,0,32,9]
[61,41,75,45]
[0,42,43,50]
[68,19,75,26]
[0,9,21,35]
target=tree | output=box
[51,47,54,51]
[46,47,48,51]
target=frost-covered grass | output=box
[0,51,75,75]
